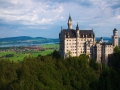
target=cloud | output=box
[0,0,64,24]
[89,23,105,27]
[117,15,120,19]
[0,0,120,38]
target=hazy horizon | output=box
[0,34,118,39]
[0,0,120,38]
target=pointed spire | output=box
[76,22,79,30]
[100,37,103,42]
[61,26,62,30]
[68,13,72,21]
[114,28,117,31]
[68,13,72,29]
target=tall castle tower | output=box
[76,23,79,56]
[68,14,72,29]
[112,28,119,47]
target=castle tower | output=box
[76,23,79,56]
[68,14,72,29]
[76,23,79,31]
[100,37,103,43]
[112,28,119,47]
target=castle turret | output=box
[112,28,119,47]
[76,23,79,36]
[100,37,103,43]
[76,23,79,56]
[76,23,79,30]
[61,26,62,30]
[68,14,72,29]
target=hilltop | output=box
[0,36,59,45]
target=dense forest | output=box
[0,49,120,90]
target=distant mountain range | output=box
[0,36,119,45]
[0,36,59,45]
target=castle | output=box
[59,15,119,65]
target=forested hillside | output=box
[0,50,120,90]
[0,36,59,45]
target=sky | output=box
[0,0,120,38]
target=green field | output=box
[40,43,59,49]
[0,44,59,62]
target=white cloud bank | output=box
[0,0,120,38]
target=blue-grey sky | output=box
[0,0,120,38]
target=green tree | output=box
[114,46,119,53]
